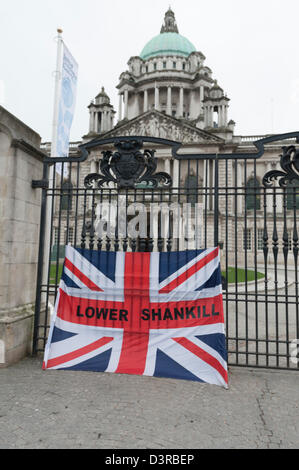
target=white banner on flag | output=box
[55,43,78,175]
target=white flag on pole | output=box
[54,41,78,175]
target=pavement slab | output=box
[0,357,298,449]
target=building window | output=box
[245,178,261,210]
[184,175,198,205]
[182,63,186,70]
[65,227,74,245]
[145,66,148,73]
[154,63,157,71]
[257,229,264,250]
[173,62,176,69]
[53,227,59,246]
[61,181,73,210]
[243,229,252,251]
[162,61,166,69]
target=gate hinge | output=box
[32,179,49,189]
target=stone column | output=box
[107,110,112,131]
[102,111,106,132]
[218,106,224,127]
[89,109,95,132]
[173,159,179,192]
[91,159,97,174]
[154,86,160,111]
[124,89,129,119]
[143,89,148,113]
[118,94,123,121]
[224,105,228,127]
[164,158,170,174]
[199,86,204,113]
[179,87,184,117]
[206,106,211,127]
[94,112,99,133]
[166,86,172,115]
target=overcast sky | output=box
[1,0,299,141]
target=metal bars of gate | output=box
[32,133,299,371]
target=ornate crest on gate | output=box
[84,139,172,189]
[263,145,299,187]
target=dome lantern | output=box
[160,7,179,34]
[140,9,196,60]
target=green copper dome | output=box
[140,32,196,60]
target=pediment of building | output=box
[103,110,223,144]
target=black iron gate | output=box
[33,133,299,370]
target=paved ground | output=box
[0,357,298,449]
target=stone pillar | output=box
[154,86,160,111]
[164,158,170,174]
[91,159,97,174]
[143,89,148,113]
[105,110,110,131]
[173,159,179,192]
[124,89,129,119]
[118,94,123,121]
[224,105,228,127]
[179,87,184,117]
[101,111,106,132]
[0,105,44,367]
[94,112,98,133]
[89,109,95,132]
[218,106,224,127]
[200,86,204,113]
[107,111,112,131]
[205,106,212,127]
[166,86,172,116]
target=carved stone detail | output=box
[109,112,219,143]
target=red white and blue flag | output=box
[43,246,228,388]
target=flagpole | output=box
[51,28,63,159]
[42,28,64,324]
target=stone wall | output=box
[0,105,45,366]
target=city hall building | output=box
[42,8,299,265]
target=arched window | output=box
[245,178,261,210]
[213,106,219,128]
[61,181,73,211]
[286,180,299,210]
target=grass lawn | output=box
[222,267,264,284]
[49,263,63,284]
[50,263,264,286]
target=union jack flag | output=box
[43,246,228,388]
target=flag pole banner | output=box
[55,42,78,175]
[43,247,228,388]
